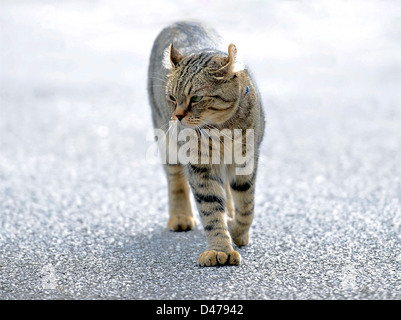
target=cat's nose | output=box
[174,107,186,121]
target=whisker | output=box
[195,122,232,156]
[158,121,171,131]
[150,71,169,78]
[166,120,178,137]
[148,76,168,83]
[201,120,254,147]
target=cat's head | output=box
[165,44,244,128]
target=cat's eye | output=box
[169,95,176,102]
[190,95,203,103]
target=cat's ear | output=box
[169,43,184,68]
[225,43,244,73]
[211,44,243,78]
[226,43,237,69]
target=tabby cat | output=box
[147,21,265,266]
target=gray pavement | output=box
[1,0,401,299]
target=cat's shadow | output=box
[122,223,256,269]
[123,223,207,268]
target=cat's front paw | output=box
[232,232,250,247]
[167,215,196,231]
[197,250,241,267]
[227,219,250,246]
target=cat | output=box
[147,21,265,266]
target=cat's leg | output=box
[227,167,257,246]
[187,164,240,266]
[225,182,235,219]
[165,164,196,231]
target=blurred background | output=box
[1,0,401,299]
[1,0,400,172]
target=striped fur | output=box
[148,22,265,266]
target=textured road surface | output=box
[1,0,401,299]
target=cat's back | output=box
[149,21,223,68]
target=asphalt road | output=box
[1,0,401,299]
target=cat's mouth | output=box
[171,116,202,129]
[178,121,200,130]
